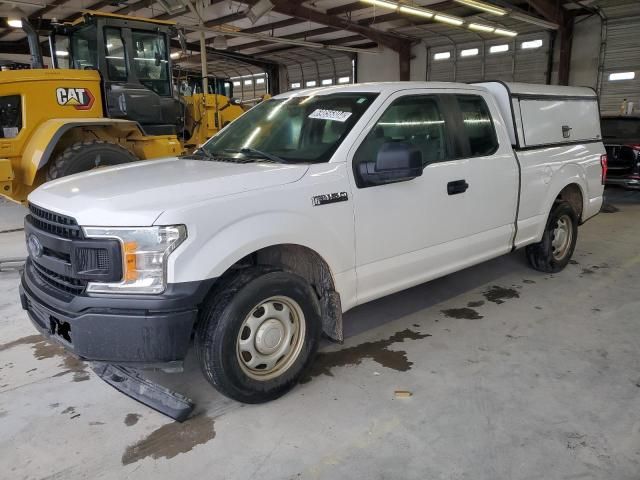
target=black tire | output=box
[196,268,322,403]
[526,200,578,273]
[46,140,138,181]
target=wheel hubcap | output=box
[236,296,305,381]
[551,214,573,261]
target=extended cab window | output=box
[355,95,449,169]
[456,95,498,157]
[104,28,127,81]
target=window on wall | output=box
[355,95,449,171]
[306,80,317,87]
[609,72,635,81]
[460,48,479,57]
[104,28,127,81]
[434,51,451,60]
[521,39,543,49]
[489,44,509,53]
[233,81,240,87]
[256,77,265,84]
[456,95,498,157]
[291,82,301,89]
[244,79,253,86]
[322,79,333,85]
[338,76,350,84]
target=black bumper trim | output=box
[20,268,217,365]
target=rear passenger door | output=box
[349,89,518,305]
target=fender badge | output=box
[312,192,348,206]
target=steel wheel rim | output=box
[236,296,306,381]
[551,214,573,261]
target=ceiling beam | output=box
[228,26,342,52]
[267,0,409,51]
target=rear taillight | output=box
[600,154,608,185]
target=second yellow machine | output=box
[0,11,246,202]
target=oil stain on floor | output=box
[441,308,483,320]
[300,328,431,383]
[483,286,520,305]
[125,413,141,426]
[121,415,216,465]
[0,334,89,382]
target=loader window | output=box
[53,35,70,69]
[69,25,98,70]
[131,29,170,96]
[104,28,127,81]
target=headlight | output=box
[83,225,187,294]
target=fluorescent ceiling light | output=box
[609,72,635,81]
[55,50,69,57]
[7,7,23,28]
[454,0,507,16]
[468,23,495,32]
[170,51,181,59]
[461,48,479,57]
[494,28,518,37]
[433,14,464,26]
[399,5,434,18]
[521,39,543,49]
[434,51,451,60]
[489,44,509,53]
[361,0,397,9]
[246,0,274,24]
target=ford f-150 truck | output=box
[19,81,607,404]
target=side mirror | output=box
[357,142,423,187]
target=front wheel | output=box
[196,269,322,403]
[526,200,578,273]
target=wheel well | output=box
[556,183,583,221]
[226,244,344,342]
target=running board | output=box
[92,363,195,422]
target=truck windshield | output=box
[201,92,378,163]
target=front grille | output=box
[31,260,85,295]
[74,247,109,272]
[28,203,82,240]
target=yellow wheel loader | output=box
[0,11,246,203]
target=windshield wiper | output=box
[223,148,293,164]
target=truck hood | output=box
[28,158,309,226]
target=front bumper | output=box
[20,259,215,367]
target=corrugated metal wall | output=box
[427,33,550,84]
[261,48,354,90]
[599,16,640,115]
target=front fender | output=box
[167,210,352,286]
[22,118,142,185]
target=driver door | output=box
[348,89,514,304]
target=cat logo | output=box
[56,87,95,110]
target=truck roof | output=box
[275,81,487,98]
[275,81,597,99]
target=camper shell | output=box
[475,81,602,149]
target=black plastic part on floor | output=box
[91,363,195,422]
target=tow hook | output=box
[91,364,195,422]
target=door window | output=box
[456,95,498,157]
[104,28,127,81]
[131,30,170,96]
[354,95,449,171]
[69,25,98,70]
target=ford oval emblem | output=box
[27,234,43,258]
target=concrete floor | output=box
[1,190,639,480]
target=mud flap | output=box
[92,363,194,422]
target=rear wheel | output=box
[46,140,138,181]
[526,200,578,273]
[196,268,322,403]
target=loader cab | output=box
[178,75,234,98]
[50,12,182,135]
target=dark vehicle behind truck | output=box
[602,116,640,190]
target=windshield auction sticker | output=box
[308,109,353,122]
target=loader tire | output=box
[46,141,138,181]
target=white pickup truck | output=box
[20,81,606,404]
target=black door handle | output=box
[447,179,469,195]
